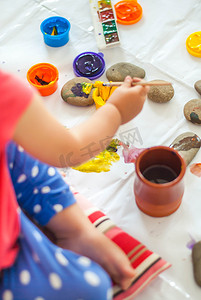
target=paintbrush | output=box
[102,80,172,87]
[81,80,172,95]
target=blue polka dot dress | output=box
[6,142,76,226]
[0,142,112,300]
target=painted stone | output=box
[61,77,94,106]
[194,80,201,96]
[192,241,201,287]
[183,99,201,125]
[106,62,145,82]
[148,80,174,103]
[169,132,201,165]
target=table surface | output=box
[1,1,201,299]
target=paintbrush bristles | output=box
[103,81,172,87]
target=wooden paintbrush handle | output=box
[107,81,172,87]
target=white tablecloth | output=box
[1,1,201,299]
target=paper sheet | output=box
[1,0,201,298]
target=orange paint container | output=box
[27,63,59,96]
[114,0,143,25]
[134,146,186,217]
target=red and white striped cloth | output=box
[74,191,171,300]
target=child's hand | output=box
[107,76,149,124]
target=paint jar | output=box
[40,16,71,47]
[114,1,143,25]
[134,146,186,217]
[27,63,59,96]
[186,31,201,57]
[73,52,105,80]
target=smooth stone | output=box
[194,80,201,96]
[106,62,145,82]
[147,80,174,103]
[169,132,201,165]
[192,241,201,287]
[183,99,201,125]
[61,77,94,106]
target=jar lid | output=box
[114,0,143,25]
[73,52,105,80]
[186,32,201,57]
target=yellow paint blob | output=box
[93,84,117,109]
[81,81,105,94]
[72,149,120,173]
[81,81,117,109]
[82,83,93,94]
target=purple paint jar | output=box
[73,52,105,80]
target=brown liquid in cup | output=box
[142,164,178,184]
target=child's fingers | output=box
[122,76,132,88]
[132,84,147,94]
[132,78,149,94]
[144,85,150,93]
[132,78,150,94]
[132,77,143,83]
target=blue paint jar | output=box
[40,16,71,47]
[73,52,105,80]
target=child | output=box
[0,69,149,299]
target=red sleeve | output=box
[0,71,34,146]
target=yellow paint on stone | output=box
[81,81,117,109]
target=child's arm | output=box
[13,77,148,167]
[46,201,136,290]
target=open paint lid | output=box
[73,52,105,80]
[186,32,201,57]
[27,63,59,96]
[114,0,143,25]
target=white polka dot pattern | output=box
[32,166,39,178]
[18,145,24,152]
[6,143,113,299]
[33,204,42,213]
[49,273,62,289]
[19,270,31,285]
[48,167,56,176]
[41,186,50,194]
[17,174,27,183]
[33,188,39,194]
[53,204,63,212]
[9,162,13,169]
[33,230,42,242]
[17,193,22,199]
[55,251,69,266]
[84,271,101,286]
[77,256,91,267]
[2,290,13,300]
